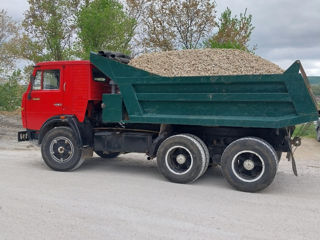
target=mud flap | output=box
[286,151,298,176]
[286,136,299,176]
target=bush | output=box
[293,123,317,139]
[0,71,26,111]
[311,85,320,97]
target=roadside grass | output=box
[293,123,317,139]
[0,109,21,116]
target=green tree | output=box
[128,0,216,52]
[0,9,20,81]
[206,8,255,52]
[77,0,136,58]
[21,0,81,62]
[0,70,26,111]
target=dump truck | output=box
[18,51,319,192]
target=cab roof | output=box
[36,60,91,66]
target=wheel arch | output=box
[38,115,84,147]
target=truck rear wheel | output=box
[157,134,208,184]
[41,127,86,171]
[95,151,120,158]
[221,137,278,192]
[185,134,210,176]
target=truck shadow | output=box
[80,154,230,188]
[34,154,304,194]
[79,154,162,180]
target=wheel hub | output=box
[231,150,265,183]
[49,136,74,163]
[243,159,255,171]
[176,154,186,164]
[58,146,65,154]
[165,145,193,175]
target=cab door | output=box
[25,66,64,130]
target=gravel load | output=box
[129,48,284,76]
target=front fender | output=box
[38,115,84,147]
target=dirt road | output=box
[0,113,320,240]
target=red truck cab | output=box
[21,60,111,131]
[18,52,133,174]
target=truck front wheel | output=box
[157,134,208,184]
[221,137,278,192]
[41,127,85,171]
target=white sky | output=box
[1,0,320,75]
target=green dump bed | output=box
[90,52,319,128]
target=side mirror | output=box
[27,74,35,100]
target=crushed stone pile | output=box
[129,49,283,76]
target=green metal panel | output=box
[102,94,123,122]
[91,52,319,128]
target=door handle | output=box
[53,103,62,107]
[63,82,66,91]
[32,98,40,101]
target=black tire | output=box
[95,151,120,158]
[221,137,278,192]
[317,128,320,142]
[41,127,86,171]
[157,134,206,184]
[185,134,210,176]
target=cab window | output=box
[43,70,60,89]
[33,71,42,90]
[32,69,60,90]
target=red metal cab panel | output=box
[60,62,111,122]
[62,63,90,122]
[22,60,112,130]
[89,65,112,100]
[25,65,64,130]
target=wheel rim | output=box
[165,146,193,175]
[49,136,74,163]
[231,150,265,183]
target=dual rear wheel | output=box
[157,135,279,192]
[156,134,209,184]
[221,137,278,192]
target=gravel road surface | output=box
[0,113,319,240]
